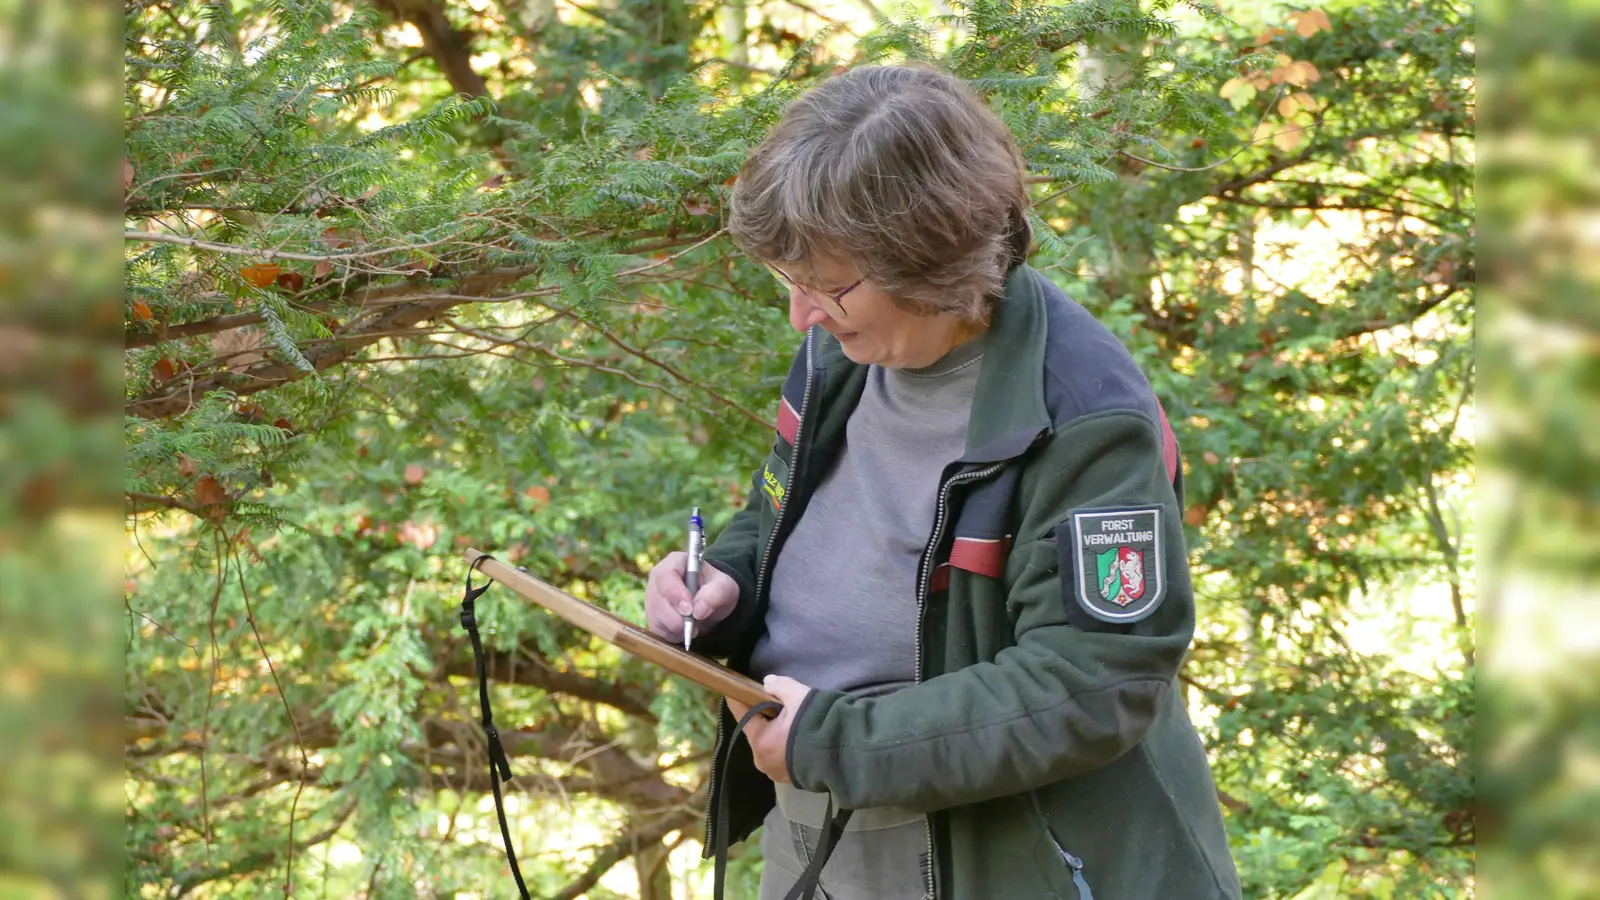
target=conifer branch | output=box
[127,490,206,516]
[124,232,722,349]
[124,229,455,262]
[545,302,774,430]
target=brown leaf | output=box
[239,263,281,288]
[275,271,305,292]
[403,464,426,486]
[1425,258,1458,284]
[525,485,551,506]
[152,357,178,384]
[361,185,381,200]
[210,328,267,372]
[177,454,199,477]
[314,259,334,279]
[131,301,154,323]
[1285,60,1322,86]
[1292,9,1332,38]
[321,227,366,249]
[236,402,267,423]
[123,158,135,190]
[684,197,715,216]
[632,146,655,161]
[273,417,294,434]
[1203,451,1221,465]
[1184,504,1209,527]
[21,474,55,518]
[194,475,229,508]
[398,520,439,550]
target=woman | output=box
[644,64,1242,900]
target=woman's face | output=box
[780,256,980,369]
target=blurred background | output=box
[0,0,1575,897]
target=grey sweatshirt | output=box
[750,336,985,696]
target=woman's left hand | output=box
[727,675,814,784]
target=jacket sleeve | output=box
[785,409,1196,811]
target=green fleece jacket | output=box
[696,264,1243,900]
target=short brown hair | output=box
[728,63,1031,321]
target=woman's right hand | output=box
[644,552,741,644]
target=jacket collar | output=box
[961,264,1051,462]
[810,263,1052,464]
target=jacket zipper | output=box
[754,328,815,605]
[913,461,1005,900]
[1030,790,1095,899]
[705,328,817,858]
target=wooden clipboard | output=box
[464,548,780,716]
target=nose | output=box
[788,287,831,333]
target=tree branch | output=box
[1207,144,1321,197]
[373,0,489,98]
[124,230,723,350]
[547,303,774,430]
[172,797,356,899]
[125,229,451,262]
[549,809,700,900]
[437,645,658,722]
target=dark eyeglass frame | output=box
[767,263,865,319]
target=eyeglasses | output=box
[767,263,865,320]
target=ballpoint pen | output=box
[683,507,704,651]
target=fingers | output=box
[692,563,739,621]
[651,553,690,604]
[644,553,692,638]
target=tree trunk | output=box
[374,0,489,98]
[633,829,675,900]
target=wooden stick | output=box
[464,549,780,716]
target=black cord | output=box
[460,555,532,900]
[462,554,853,900]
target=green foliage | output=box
[123,0,1473,896]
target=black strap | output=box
[463,554,851,900]
[779,796,852,900]
[459,555,532,900]
[713,702,853,900]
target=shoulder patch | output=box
[1058,506,1166,625]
